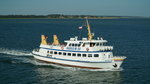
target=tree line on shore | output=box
[0,14,130,19]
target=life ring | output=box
[86,48,89,51]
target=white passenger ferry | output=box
[32,18,126,70]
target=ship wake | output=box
[0,48,32,56]
[55,66,124,72]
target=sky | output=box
[0,0,150,17]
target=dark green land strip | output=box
[0,14,141,19]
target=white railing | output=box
[113,56,127,59]
[99,46,113,51]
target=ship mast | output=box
[86,18,93,40]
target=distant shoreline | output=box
[0,14,144,19]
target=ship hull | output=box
[33,53,123,70]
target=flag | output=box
[79,26,83,29]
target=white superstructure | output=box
[32,18,126,70]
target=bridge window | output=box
[90,43,95,47]
[82,43,85,47]
[69,43,81,47]
[96,43,100,46]
[75,44,78,46]
[100,43,103,46]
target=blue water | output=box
[0,18,150,84]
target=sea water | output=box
[0,18,150,84]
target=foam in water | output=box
[59,66,124,72]
[0,48,32,56]
[0,48,57,67]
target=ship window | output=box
[88,54,92,57]
[82,54,86,57]
[47,51,49,53]
[82,43,85,47]
[90,43,96,47]
[47,54,52,57]
[54,52,57,54]
[96,43,99,46]
[77,44,81,47]
[63,52,66,56]
[50,51,53,54]
[94,54,99,57]
[69,44,71,46]
[108,55,111,58]
[72,44,75,46]
[100,43,103,46]
[99,43,101,46]
[68,53,71,56]
[77,54,81,57]
[75,44,78,46]
[58,52,62,55]
[85,43,90,46]
[72,53,76,56]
